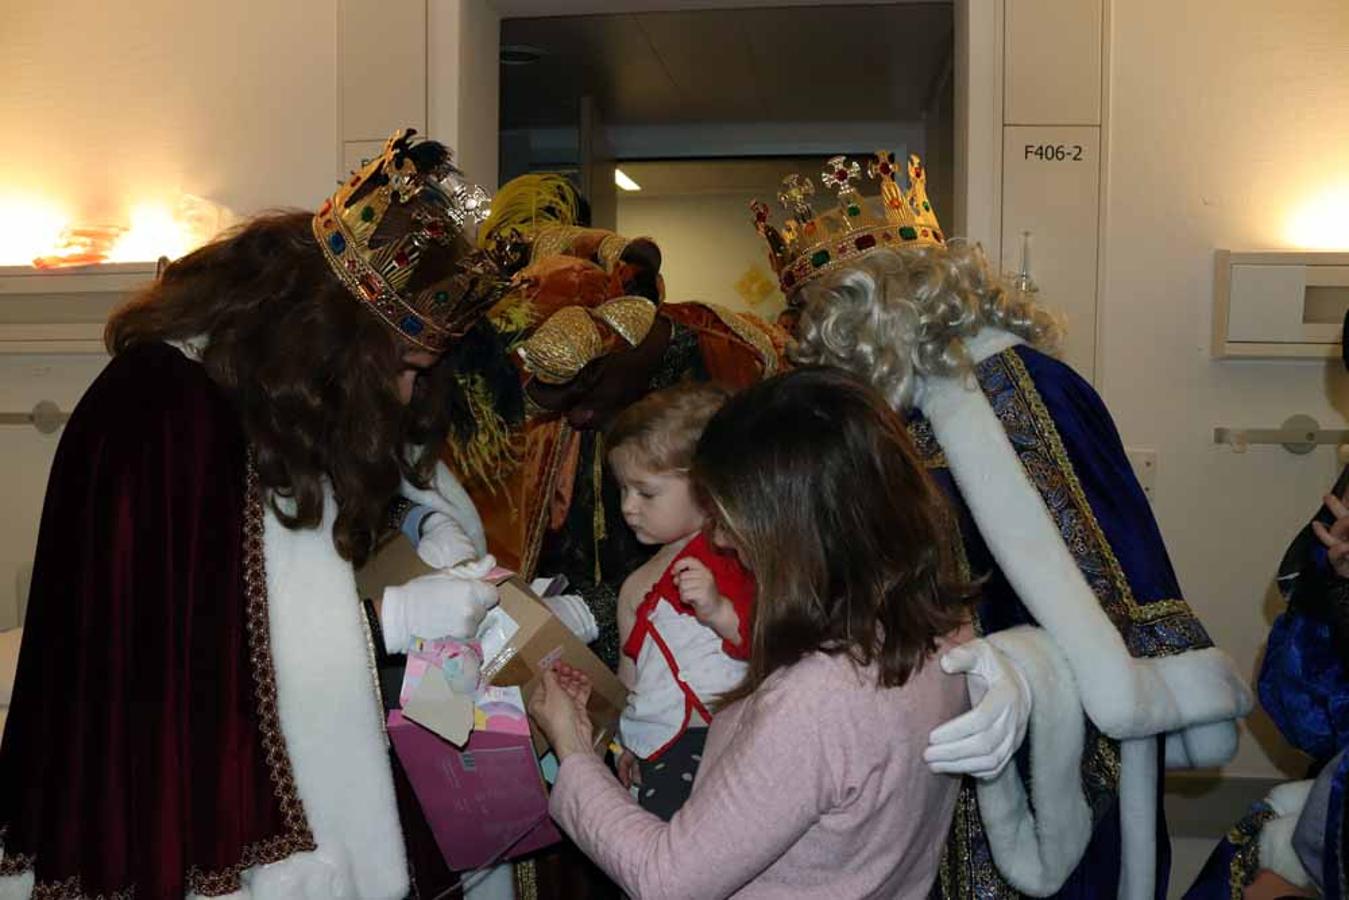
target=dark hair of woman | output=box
[106,211,466,565]
[692,366,974,697]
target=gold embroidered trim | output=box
[514,857,539,900]
[357,595,392,752]
[522,421,572,578]
[906,417,949,470]
[27,874,134,900]
[1225,805,1278,899]
[593,434,607,584]
[186,453,317,895]
[1003,351,1194,624]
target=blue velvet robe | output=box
[913,344,1216,899]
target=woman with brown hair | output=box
[0,130,503,899]
[529,366,973,899]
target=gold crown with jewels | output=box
[752,152,944,296]
[313,128,507,352]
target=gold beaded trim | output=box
[186,454,317,895]
[521,421,573,578]
[1004,351,1194,624]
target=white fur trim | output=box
[253,490,408,900]
[0,495,410,900]
[916,365,1252,740]
[0,871,33,899]
[167,336,208,362]
[1268,779,1315,817]
[1164,720,1240,770]
[975,627,1091,896]
[1260,780,1314,889]
[1117,738,1158,900]
[402,458,487,558]
[964,327,1024,365]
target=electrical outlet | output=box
[1125,448,1157,500]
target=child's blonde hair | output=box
[606,382,730,473]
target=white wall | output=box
[0,0,340,237]
[0,0,345,624]
[617,191,787,319]
[1102,0,1349,779]
[429,0,501,187]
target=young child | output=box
[606,382,755,821]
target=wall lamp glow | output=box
[1286,182,1349,250]
[614,169,641,192]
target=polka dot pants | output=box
[634,728,709,822]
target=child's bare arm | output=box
[616,575,640,689]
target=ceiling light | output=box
[614,169,641,192]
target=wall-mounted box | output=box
[1213,250,1349,359]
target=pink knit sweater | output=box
[550,639,969,899]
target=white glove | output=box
[541,593,599,644]
[381,571,499,654]
[924,638,1032,780]
[416,512,478,570]
[447,553,497,581]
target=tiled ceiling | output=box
[500,3,954,129]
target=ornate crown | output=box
[752,152,944,296]
[313,128,505,352]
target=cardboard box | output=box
[481,577,628,755]
[356,536,628,756]
[388,708,560,871]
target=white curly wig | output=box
[789,240,1062,411]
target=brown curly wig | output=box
[106,211,469,565]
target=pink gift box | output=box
[388,709,561,872]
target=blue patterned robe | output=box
[911,343,1219,899]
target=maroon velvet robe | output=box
[0,342,311,896]
[0,343,454,898]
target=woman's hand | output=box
[528,662,595,762]
[1313,491,1349,579]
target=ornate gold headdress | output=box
[752,152,944,297]
[473,172,660,385]
[313,128,505,352]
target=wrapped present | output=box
[388,684,560,872]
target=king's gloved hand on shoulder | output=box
[380,571,498,654]
[923,638,1032,781]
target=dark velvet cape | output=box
[0,342,314,897]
